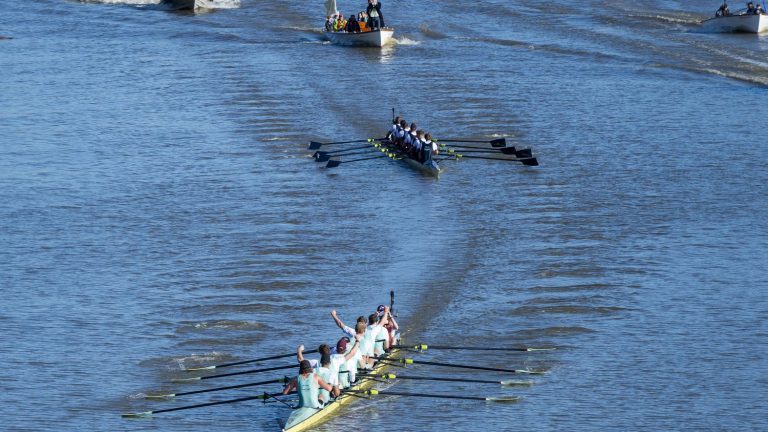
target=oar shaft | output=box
[193,350,317,371]
[185,364,295,382]
[395,344,549,352]
[137,392,283,415]
[375,357,531,374]
[172,378,286,398]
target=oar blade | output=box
[486,396,521,403]
[144,393,176,400]
[308,141,323,150]
[500,380,535,387]
[520,157,539,166]
[499,147,518,155]
[122,411,153,418]
[315,153,332,162]
[170,377,202,383]
[526,347,556,352]
[326,159,342,168]
[514,369,548,375]
[184,365,215,372]
[490,138,507,147]
[515,148,533,158]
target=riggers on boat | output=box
[281,334,401,432]
[372,139,442,178]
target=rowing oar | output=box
[314,150,375,162]
[171,364,296,383]
[435,138,508,147]
[326,154,399,169]
[308,138,385,150]
[372,357,547,374]
[346,389,519,403]
[393,344,555,352]
[313,144,373,155]
[123,391,288,418]
[440,147,533,158]
[452,154,539,166]
[359,372,534,387]
[184,350,317,372]
[145,377,290,399]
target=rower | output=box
[331,311,368,379]
[424,132,438,161]
[361,313,388,368]
[387,116,401,140]
[378,304,399,348]
[297,344,337,403]
[395,120,409,148]
[332,334,361,389]
[282,360,334,409]
[411,130,424,161]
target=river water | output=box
[1,0,766,431]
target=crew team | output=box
[282,304,399,408]
[385,116,440,162]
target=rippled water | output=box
[1,0,767,431]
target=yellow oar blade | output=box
[486,396,520,403]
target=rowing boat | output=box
[323,28,395,47]
[281,334,401,432]
[159,0,208,11]
[701,12,768,33]
[374,139,442,178]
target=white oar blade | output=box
[171,377,202,383]
[526,348,556,352]
[185,366,216,371]
[500,380,534,387]
[144,394,175,400]
[514,369,548,375]
[122,411,153,418]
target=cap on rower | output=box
[336,336,350,353]
[377,304,386,315]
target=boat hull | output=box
[701,14,768,33]
[282,336,401,432]
[377,139,442,178]
[324,29,395,47]
[160,0,207,10]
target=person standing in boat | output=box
[378,304,399,349]
[715,2,731,16]
[366,0,384,30]
[282,360,334,409]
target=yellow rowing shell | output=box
[282,342,401,432]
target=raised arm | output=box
[331,310,347,330]
[344,334,361,361]
[297,344,305,363]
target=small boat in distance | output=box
[322,0,395,47]
[701,2,768,33]
[159,0,208,11]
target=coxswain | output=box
[282,360,334,409]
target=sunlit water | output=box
[1,0,766,431]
